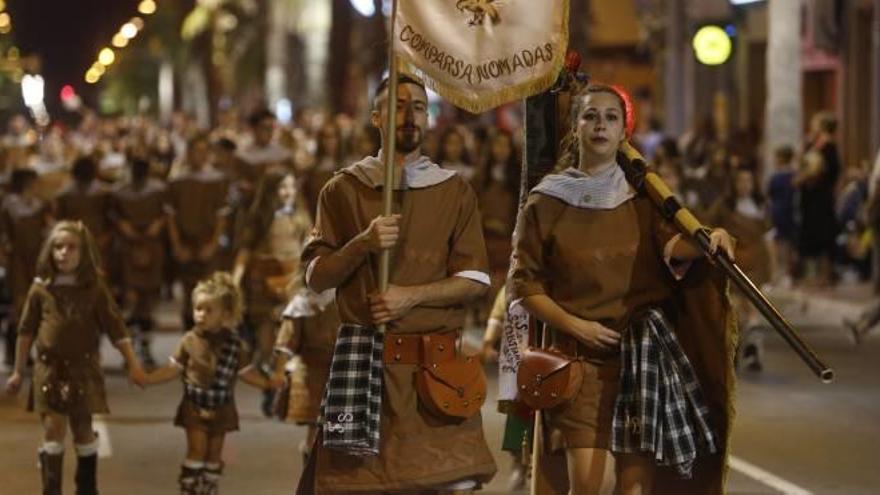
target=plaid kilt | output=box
[183,335,241,410]
[611,308,717,478]
[320,324,384,456]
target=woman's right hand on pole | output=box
[363,215,401,252]
[564,317,620,351]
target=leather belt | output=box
[383,330,460,365]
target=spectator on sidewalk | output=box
[768,145,798,287]
[795,111,841,287]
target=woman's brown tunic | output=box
[240,208,312,319]
[18,279,130,415]
[509,192,681,450]
[109,178,168,291]
[1,194,51,320]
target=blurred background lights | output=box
[112,33,129,47]
[98,47,116,66]
[120,22,138,39]
[349,0,375,17]
[21,74,45,107]
[138,0,157,15]
[692,25,733,65]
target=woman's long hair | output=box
[35,221,103,286]
[477,129,521,194]
[436,126,472,166]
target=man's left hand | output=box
[369,285,421,324]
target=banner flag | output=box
[395,1,570,113]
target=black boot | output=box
[74,453,98,495]
[38,450,63,495]
[200,463,223,495]
[179,465,202,495]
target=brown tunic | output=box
[171,328,250,434]
[477,179,518,310]
[510,188,737,494]
[167,168,229,283]
[0,194,51,319]
[109,178,168,291]
[18,279,130,414]
[276,293,341,424]
[301,165,497,491]
[241,208,312,318]
[509,193,681,450]
[55,182,112,242]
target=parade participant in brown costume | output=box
[474,129,520,320]
[109,157,169,368]
[4,221,146,495]
[707,166,774,372]
[509,83,737,494]
[272,270,340,460]
[233,171,312,416]
[54,156,112,271]
[298,74,497,494]
[167,133,230,329]
[1,168,53,365]
[302,122,346,220]
[143,272,279,494]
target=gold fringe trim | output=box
[397,1,570,114]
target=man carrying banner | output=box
[299,74,497,494]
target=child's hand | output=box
[5,372,22,395]
[269,373,287,390]
[128,365,148,388]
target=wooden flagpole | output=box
[378,0,400,335]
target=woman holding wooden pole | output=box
[509,83,737,494]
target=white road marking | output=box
[729,455,813,495]
[93,416,112,458]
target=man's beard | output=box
[396,126,422,153]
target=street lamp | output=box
[98,47,115,66]
[692,25,733,66]
[112,33,129,47]
[120,22,138,39]
[21,74,44,107]
[138,0,157,15]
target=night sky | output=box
[8,0,140,108]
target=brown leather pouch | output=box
[516,347,583,410]
[415,334,487,420]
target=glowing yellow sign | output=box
[693,25,732,66]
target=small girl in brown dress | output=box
[4,220,147,495]
[143,272,277,494]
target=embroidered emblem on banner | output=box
[395,1,569,113]
[456,0,502,26]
